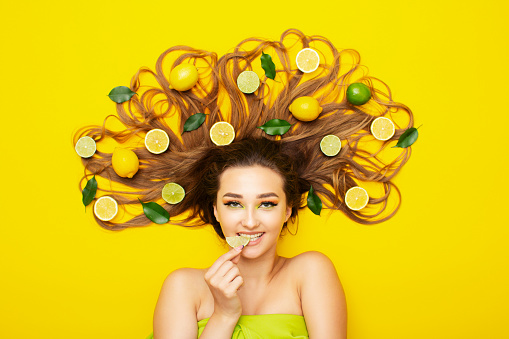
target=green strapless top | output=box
[146,314,308,339]
[198,314,308,339]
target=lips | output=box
[237,232,264,244]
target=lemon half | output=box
[210,122,235,146]
[296,48,320,73]
[370,117,395,141]
[94,196,118,221]
[344,186,369,211]
[145,129,170,154]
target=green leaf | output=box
[257,119,292,136]
[138,198,170,224]
[261,51,276,80]
[307,186,322,216]
[392,127,419,148]
[82,176,97,207]
[183,113,206,133]
[108,86,136,103]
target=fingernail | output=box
[235,245,244,251]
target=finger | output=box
[228,275,244,292]
[221,265,241,284]
[214,260,235,279]
[206,246,243,277]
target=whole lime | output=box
[346,83,371,105]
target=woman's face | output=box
[213,165,292,258]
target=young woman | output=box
[74,29,414,338]
[153,139,347,338]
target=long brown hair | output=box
[74,28,414,233]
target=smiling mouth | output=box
[237,232,264,242]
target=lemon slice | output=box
[145,129,170,154]
[237,71,260,94]
[344,186,369,211]
[162,182,185,204]
[210,122,235,146]
[320,135,341,156]
[94,196,118,221]
[75,136,96,158]
[226,235,251,248]
[296,48,320,73]
[370,117,395,141]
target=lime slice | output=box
[296,48,320,73]
[145,129,170,154]
[344,186,369,211]
[370,117,395,141]
[94,196,118,221]
[226,235,250,248]
[162,182,185,204]
[237,71,260,94]
[346,83,371,105]
[320,135,341,156]
[75,136,96,158]
[210,121,235,146]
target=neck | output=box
[237,248,282,285]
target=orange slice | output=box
[344,186,369,211]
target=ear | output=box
[213,204,219,221]
[285,206,292,222]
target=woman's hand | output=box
[204,246,244,320]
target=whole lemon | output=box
[169,63,199,91]
[289,96,323,122]
[112,148,139,178]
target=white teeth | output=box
[238,232,263,239]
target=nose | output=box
[242,207,259,228]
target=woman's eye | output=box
[225,201,243,208]
[259,201,277,209]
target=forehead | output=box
[218,166,285,193]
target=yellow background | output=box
[1,1,508,338]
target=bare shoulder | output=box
[287,251,338,275]
[154,268,206,338]
[158,267,208,304]
[162,267,206,288]
[288,251,347,338]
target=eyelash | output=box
[224,201,278,209]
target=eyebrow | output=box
[223,192,279,199]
